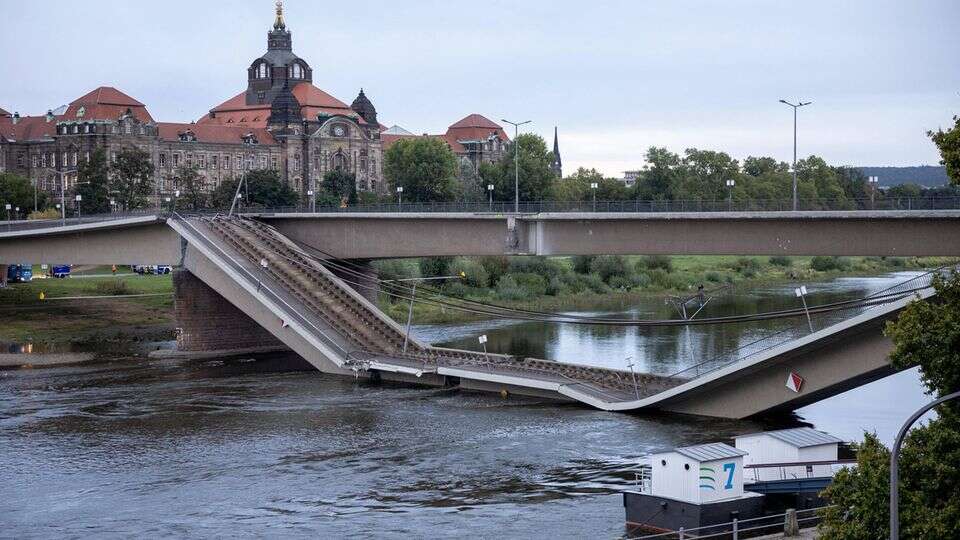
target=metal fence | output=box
[255,196,960,215]
[628,506,830,539]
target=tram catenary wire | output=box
[237,216,942,328]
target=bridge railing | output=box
[666,267,951,382]
[255,195,960,215]
[4,196,959,233]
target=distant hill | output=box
[856,166,949,188]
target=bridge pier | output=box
[172,268,284,352]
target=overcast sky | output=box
[2,0,958,176]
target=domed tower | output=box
[350,89,378,126]
[245,1,313,106]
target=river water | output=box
[0,273,929,538]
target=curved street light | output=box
[779,99,812,211]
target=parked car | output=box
[6,264,33,283]
[50,265,71,278]
[156,265,172,275]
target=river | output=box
[0,273,929,538]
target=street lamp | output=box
[626,357,640,400]
[501,118,532,213]
[478,334,489,360]
[726,179,736,210]
[868,175,879,209]
[110,199,116,212]
[396,186,404,210]
[75,194,82,220]
[795,285,813,333]
[590,182,599,212]
[307,189,315,213]
[487,184,495,211]
[779,99,812,211]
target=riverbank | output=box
[378,255,955,324]
[0,272,174,344]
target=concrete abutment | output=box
[173,268,285,352]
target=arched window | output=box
[257,62,269,79]
[290,63,304,79]
[333,152,345,171]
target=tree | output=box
[76,148,111,214]
[633,147,681,201]
[172,166,207,210]
[480,133,555,203]
[552,168,628,202]
[321,169,358,206]
[384,137,459,202]
[0,172,43,218]
[819,272,960,539]
[929,115,960,185]
[210,169,299,209]
[110,147,155,210]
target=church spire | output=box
[274,1,286,31]
[551,126,563,178]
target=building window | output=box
[360,159,367,173]
[186,154,193,167]
[294,154,301,171]
[247,155,254,170]
[71,152,77,166]
[198,155,205,169]
[290,63,304,79]
[159,153,166,167]
[84,151,90,163]
[41,154,47,168]
[66,153,72,166]
[173,153,181,167]
[211,155,218,169]
[257,62,269,79]
[236,154,242,169]
[124,123,132,135]
[271,156,278,170]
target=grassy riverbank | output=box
[0,270,174,343]
[378,255,957,324]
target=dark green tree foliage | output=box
[211,170,299,209]
[110,147,155,210]
[322,169,358,205]
[819,272,960,539]
[76,148,111,215]
[418,257,451,278]
[172,166,207,210]
[384,137,458,202]
[481,133,555,202]
[928,115,960,185]
[552,168,628,202]
[0,172,47,217]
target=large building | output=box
[0,2,524,206]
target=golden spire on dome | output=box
[274,0,286,30]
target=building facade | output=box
[0,2,384,204]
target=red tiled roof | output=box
[0,115,60,142]
[157,122,276,145]
[0,107,10,117]
[449,113,502,130]
[381,133,421,151]
[444,113,510,147]
[62,86,154,123]
[199,82,355,127]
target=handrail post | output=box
[678,527,684,540]
[732,517,738,540]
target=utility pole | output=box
[501,119,531,213]
[779,99,812,211]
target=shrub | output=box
[608,275,635,290]
[810,256,851,272]
[478,256,510,283]
[494,275,529,301]
[450,257,489,288]
[705,271,723,283]
[640,255,673,272]
[590,255,632,284]
[741,266,758,278]
[375,259,418,282]
[442,281,469,298]
[734,257,762,273]
[29,208,60,220]
[419,256,452,278]
[512,272,548,297]
[768,255,792,267]
[94,279,130,296]
[508,256,564,280]
[570,255,596,274]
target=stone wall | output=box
[173,268,283,351]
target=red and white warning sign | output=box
[785,372,804,393]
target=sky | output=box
[2,0,958,177]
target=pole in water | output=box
[796,286,813,333]
[403,282,417,353]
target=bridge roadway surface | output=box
[2,209,960,264]
[0,212,949,417]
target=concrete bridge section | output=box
[2,210,960,265]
